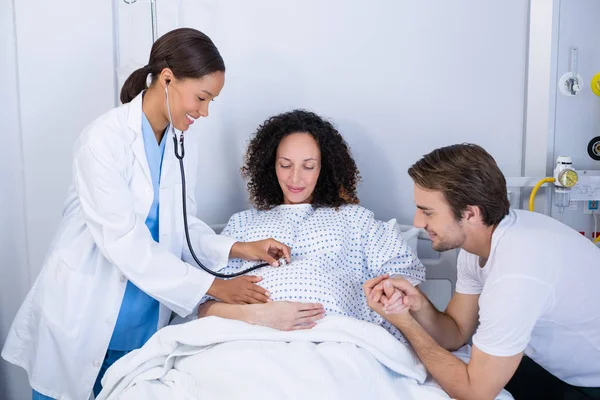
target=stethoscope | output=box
[164,83,283,278]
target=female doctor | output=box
[1,28,292,400]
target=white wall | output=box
[16,0,117,278]
[0,1,116,398]
[0,0,32,397]
[120,0,532,226]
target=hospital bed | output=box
[96,221,513,400]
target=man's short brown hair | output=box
[408,143,510,226]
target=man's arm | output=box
[367,277,479,350]
[386,313,521,400]
[365,274,552,400]
[413,289,480,350]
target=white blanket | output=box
[97,316,513,400]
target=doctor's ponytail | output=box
[120,28,225,104]
[120,65,150,104]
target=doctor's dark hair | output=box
[408,143,510,227]
[120,28,225,104]
[242,110,361,210]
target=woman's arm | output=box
[363,214,426,284]
[199,300,326,331]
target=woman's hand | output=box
[207,276,270,304]
[230,239,291,267]
[248,301,325,331]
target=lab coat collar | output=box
[125,91,178,188]
[127,92,152,185]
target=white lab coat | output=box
[1,92,235,400]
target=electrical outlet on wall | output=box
[583,200,600,214]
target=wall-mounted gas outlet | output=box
[584,200,600,214]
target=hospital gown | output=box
[210,204,425,343]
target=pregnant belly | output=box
[253,260,365,317]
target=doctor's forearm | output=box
[228,242,245,259]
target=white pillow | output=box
[387,218,419,257]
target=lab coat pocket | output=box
[38,255,94,339]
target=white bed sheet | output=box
[97,315,513,400]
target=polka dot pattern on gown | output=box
[206,204,425,344]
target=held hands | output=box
[230,239,291,267]
[363,275,425,317]
[208,276,271,304]
[249,301,325,331]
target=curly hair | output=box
[242,110,361,210]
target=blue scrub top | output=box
[108,112,166,351]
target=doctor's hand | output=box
[207,276,270,304]
[230,239,291,267]
[248,301,325,331]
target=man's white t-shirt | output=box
[456,209,600,387]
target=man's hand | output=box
[364,276,428,316]
[230,239,291,267]
[207,276,270,304]
[381,276,427,314]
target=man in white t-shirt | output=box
[364,144,600,400]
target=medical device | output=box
[553,157,579,208]
[589,136,600,161]
[528,157,600,244]
[529,156,579,214]
[165,83,288,277]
